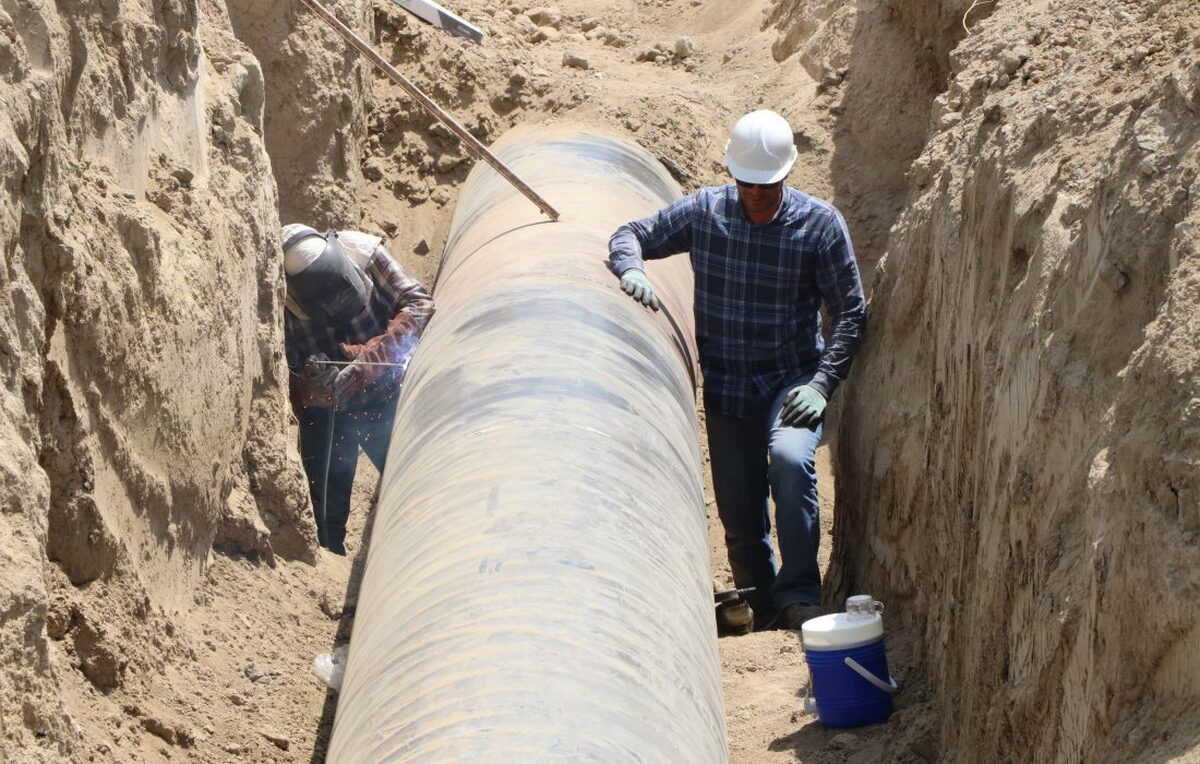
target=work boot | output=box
[768,602,824,631]
[715,599,754,636]
[753,608,778,633]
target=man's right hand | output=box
[296,356,336,408]
[619,269,660,311]
[780,384,827,428]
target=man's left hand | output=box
[332,345,390,409]
[780,384,827,427]
[332,360,382,409]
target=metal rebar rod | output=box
[309,360,408,368]
[297,0,561,221]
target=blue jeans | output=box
[297,396,398,555]
[706,383,822,622]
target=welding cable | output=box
[320,409,336,550]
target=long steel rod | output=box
[309,360,407,367]
[297,0,561,221]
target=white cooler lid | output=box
[801,613,884,649]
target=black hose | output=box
[319,408,336,549]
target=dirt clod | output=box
[262,729,290,750]
[562,52,590,70]
[526,7,562,29]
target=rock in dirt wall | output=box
[831,0,1200,760]
[0,0,312,757]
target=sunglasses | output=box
[735,179,783,190]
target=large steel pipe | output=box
[328,126,725,761]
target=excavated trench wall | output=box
[767,0,979,269]
[226,0,373,229]
[0,1,322,757]
[823,0,1200,760]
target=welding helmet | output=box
[282,227,371,327]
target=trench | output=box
[226,1,975,761]
[12,0,1196,762]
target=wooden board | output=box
[389,0,484,43]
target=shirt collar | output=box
[730,184,790,225]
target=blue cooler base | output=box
[804,638,893,728]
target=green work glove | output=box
[619,268,660,311]
[780,384,827,428]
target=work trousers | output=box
[706,382,823,625]
[297,395,398,555]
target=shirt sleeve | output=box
[607,193,698,276]
[808,208,867,399]
[284,312,319,371]
[369,247,436,332]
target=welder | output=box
[282,225,434,555]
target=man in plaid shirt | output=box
[283,225,435,555]
[608,111,866,632]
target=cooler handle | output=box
[844,656,900,695]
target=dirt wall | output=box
[831,0,1200,760]
[0,1,312,757]
[226,0,373,229]
[767,0,981,270]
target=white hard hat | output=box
[724,110,798,184]
[281,224,324,276]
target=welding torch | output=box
[306,359,408,368]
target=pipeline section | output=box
[328,125,726,761]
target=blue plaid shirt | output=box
[609,185,866,417]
